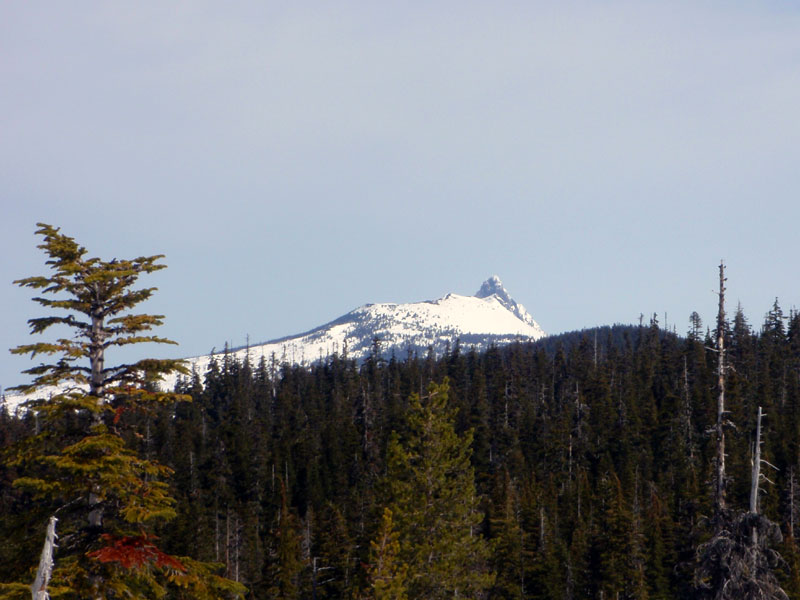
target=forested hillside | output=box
[4,304,799,598]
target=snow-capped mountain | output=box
[475,275,539,328]
[168,276,544,387]
[2,277,544,409]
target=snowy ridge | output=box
[166,276,544,389]
[3,277,545,409]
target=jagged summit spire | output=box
[475,275,507,300]
[474,275,541,330]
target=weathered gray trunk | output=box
[715,261,727,513]
[31,516,58,600]
[683,356,695,462]
[790,469,796,539]
[89,304,105,399]
[750,406,764,574]
[750,406,763,514]
[88,290,105,535]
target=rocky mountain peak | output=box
[474,275,539,328]
[475,275,509,301]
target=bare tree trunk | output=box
[750,406,764,576]
[86,289,107,600]
[683,356,695,462]
[89,308,105,398]
[87,289,108,531]
[215,509,220,562]
[715,261,727,514]
[32,516,58,600]
[790,468,796,539]
[750,406,763,514]
[226,506,231,577]
[539,506,545,547]
[234,513,240,583]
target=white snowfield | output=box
[3,276,545,411]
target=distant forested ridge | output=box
[3,306,800,599]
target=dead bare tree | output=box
[695,315,788,600]
[31,516,57,600]
[694,509,787,600]
[715,261,728,514]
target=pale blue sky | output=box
[3,1,800,389]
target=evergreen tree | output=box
[591,472,648,600]
[314,502,356,599]
[267,479,303,600]
[518,474,563,600]
[1,224,244,599]
[3,247,800,600]
[365,508,408,600]
[488,470,524,600]
[383,379,493,599]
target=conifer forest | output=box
[2,227,800,599]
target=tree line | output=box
[2,226,800,598]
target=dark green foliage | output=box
[590,472,648,599]
[381,379,494,599]
[313,502,356,599]
[488,470,524,600]
[365,508,408,600]
[267,480,303,600]
[1,225,245,599]
[4,260,800,598]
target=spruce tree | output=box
[488,470,524,600]
[1,224,245,599]
[381,379,493,599]
[365,508,408,600]
[267,479,303,600]
[591,472,648,600]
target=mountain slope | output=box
[172,275,544,385]
[3,276,544,408]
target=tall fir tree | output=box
[382,379,493,599]
[365,507,408,600]
[1,224,245,599]
[590,471,649,600]
[488,469,524,600]
[267,478,304,600]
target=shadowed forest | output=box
[3,310,800,598]
[2,226,799,599]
